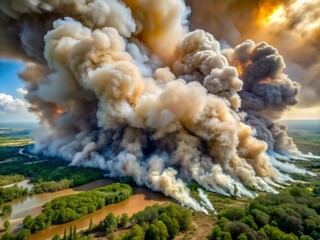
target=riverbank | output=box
[30,187,169,240]
[0,179,169,239]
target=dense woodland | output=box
[122,203,192,240]
[49,203,193,240]
[32,179,72,194]
[0,146,24,161]
[0,160,104,204]
[0,159,103,187]
[0,149,104,205]
[0,175,24,186]
[22,183,133,233]
[0,186,28,205]
[210,187,320,240]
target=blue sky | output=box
[0,59,25,98]
[0,59,37,122]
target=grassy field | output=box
[288,131,320,156]
[284,119,320,156]
[0,127,34,147]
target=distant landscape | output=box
[0,120,319,240]
[283,120,320,156]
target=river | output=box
[0,179,169,240]
[1,179,33,190]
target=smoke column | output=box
[0,0,318,213]
[187,0,320,111]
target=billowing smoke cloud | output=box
[187,0,320,108]
[0,0,317,213]
[223,40,300,154]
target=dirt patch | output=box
[176,212,216,240]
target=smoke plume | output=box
[187,0,320,109]
[0,0,318,213]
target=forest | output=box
[0,175,24,186]
[0,186,28,205]
[210,187,320,240]
[22,183,133,233]
[50,203,193,240]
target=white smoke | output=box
[0,0,318,213]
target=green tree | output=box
[145,221,168,240]
[0,232,13,240]
[15,229,31,240]
[145,223,159,240]
[68,225,73,240]
[73,225,77,239]
[89,218,93,230]
[52,234,61,240]
[299,235,313,240]
[23,215,35,230]
[250,209,269,227]
[156,220,169,240]
[63,228,67,240]
[3,220,10,231]
[219,207,245,221]
[102,213,117,235]
[159,212,180,238]
[240,215,258,230]
[119,213,129,228]
[0,205,12,216]
[123,224,145,240]
[237,233,248,240]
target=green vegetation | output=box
[288,130,320,156]
[3,220,10,231]
[22,183,133,233]
[0,186,29,204]
[188,181,246,212]
[51,225,89,240]
[82,203,192,240]
[0,159,103,187]
[0,175,24,186]
[0,135,33,147]
[32,179,72,194]
[0,127,34,148]
[0,229,31,240]
[0,128,104,195]
[0,205,12,216]
[0,146,23,162]
[210,187,320,240]
[0,159,103,203]
[0,156,104,195]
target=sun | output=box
[257,4,286,26]
[267,5,286,23]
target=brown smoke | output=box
[187,0,320,108]
[0,0,316,212]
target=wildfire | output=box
[55,108,64,116]
[257,4,286,26]
[233,61,252,77]
[259,77,273,84]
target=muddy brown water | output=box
[0,179,169,240]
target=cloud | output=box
[0,92,25,113]
[0,92,36,122]
[16,87,27,96]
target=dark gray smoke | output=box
[187,0,320,109]
[223,40,300,153]
[0,0,317,213]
